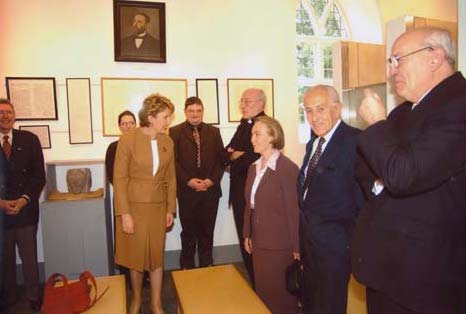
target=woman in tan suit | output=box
[114,93,176,314]
[243,116,300,314]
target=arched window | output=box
[296,0,350,133]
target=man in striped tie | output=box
[298,86,362,314]
[0,98,45,312]
[169,97,225,269]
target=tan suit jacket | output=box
[114,128,176,216]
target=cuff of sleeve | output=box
[21,195,31,203]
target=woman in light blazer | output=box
[243,116,300,314]
[114,93,176,314]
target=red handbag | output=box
[41,270,109,314]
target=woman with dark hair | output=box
[113,94,176,314]
[243,116,300,314]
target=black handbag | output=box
[285,259,304,297]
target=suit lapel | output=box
[155,134,168,178]
[9,129,23,161]
[181,122,196,145]
[312,122,347,178]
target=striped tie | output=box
[2,135,11,160]
[302,137,325,198]
[193,126,201,168]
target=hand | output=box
[293,252,300,260]
[359,88,387,126]
[200,179,214,190]
[230,151,245,161]
[121,213,134,234]
[6,198,27,215]
[166,213,174,227]
[244,237,252,254]
[0,200,16,214]
[187,178,207,191]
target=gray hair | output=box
[422,27,456,65]
[243,88,267,106]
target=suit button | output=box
[358,257,363,263]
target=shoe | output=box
[30,300,42,311]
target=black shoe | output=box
[30,300,42,311]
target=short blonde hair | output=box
[254,116,285,150]
[138,93,174,127]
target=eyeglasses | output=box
[240,98,261,106]
[388,46,433,68]
[0,110,14,116]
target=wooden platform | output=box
[172,264,270,314]
[69,274,126,314]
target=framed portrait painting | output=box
[114,1,166,63]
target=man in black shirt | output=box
[226,88,266,285]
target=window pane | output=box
[324,4,348,38]
[296,43,315,79]
[297,85,311,123]
[296,2,314,35]
[323,45,333,79]
[310,0,329,18]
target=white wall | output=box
[0,0,384,260]
[459,0,466,73]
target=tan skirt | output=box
[114,201,167,271]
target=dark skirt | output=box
[253,247,298,314]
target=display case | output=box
[40,159,114,279]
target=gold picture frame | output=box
[227,78,274,122]
[101,77,187,136]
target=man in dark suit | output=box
[226,88,266,284]
[0,132,14,312]
[120,12,161,57]
[298,85,361,314]
[170,97,225,269]
[0,98,45,311]
[353,28,466,314]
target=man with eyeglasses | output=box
[225,88,266,286]
[352,28,466,314]
[0,98,45,311]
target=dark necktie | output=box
[2,135,11,160]
[302,137,325,198]
[193,126,201,168]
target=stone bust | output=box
[66,168,92,194]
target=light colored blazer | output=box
[113,128,176,215]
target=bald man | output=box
[353,28,466,314]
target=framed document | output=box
[5,77,58,121]
[196,79,219,125]
[114,1,166,63]
[66,78,94,144]
[19,125,51,149]
[101,77,187,136]
[227,78,274,122]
